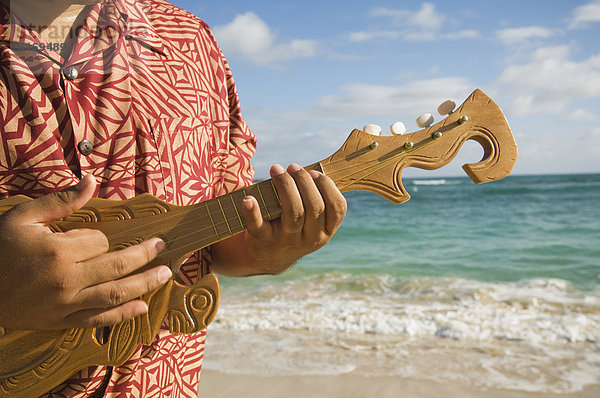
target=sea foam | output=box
[204,274,600,393]
[213,274,600,344]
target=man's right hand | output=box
[0,174,172,330]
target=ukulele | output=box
[0,89,517,396]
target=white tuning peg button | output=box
[437,100,456,116]
[416,113,434,128]
[363,124,382,136]
[390,122,406,135]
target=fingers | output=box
[80,237,167,285]
[286,164,326,238]
[241,196,267,237]
[12,174,97,225]
[270,164,304,235]
[270,163,346,241]
[69,237,170,325]
[309,170,347,235]
[63,299,150,329]
[72,263,172,313]
[58,228,110,262]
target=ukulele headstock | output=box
[317,89,518,204]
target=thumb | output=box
[15,174,97,225]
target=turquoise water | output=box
[205,174,600,393]
[301,173,600,288]
[221,173,600,290]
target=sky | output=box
[171,0,600,179]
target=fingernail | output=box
[242,196,254,209]
[309,170,321,179]
[271,164,285,175]
[75,174,92,191]
[133,302,149,316]
[158,266,172,283]
[287,163,303,173]
[155,239,166,252]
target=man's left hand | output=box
[212,164,347,276]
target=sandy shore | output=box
[198,370,600,398]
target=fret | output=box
[230,190,246,233]
[205,197,230,238]
[255,183,272,219]
[204,201,219,239]
[244,184,268,220]
[229,190,245,229]
[216,197,232,235]
[257,180,282,221]
[270,179,280,204]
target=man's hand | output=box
[0,175,172,330]
[212,164,347,276]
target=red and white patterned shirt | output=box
[0,0,255,396]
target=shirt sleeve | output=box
[202,23,257,196]
[221,55,257,194]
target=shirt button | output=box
[78,139,93,156]
[63,66,79,80]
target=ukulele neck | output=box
[188,162,324,243]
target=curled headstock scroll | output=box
[316,89,517,204]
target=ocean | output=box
[202,174,600,394]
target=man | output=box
[0,0,347,396]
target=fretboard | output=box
[189,163,322,248]
[188,179,283,247]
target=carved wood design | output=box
[317,89,518,203]
[0,275,219,397]
[0,89,517,396]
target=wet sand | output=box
[198,370,600,398]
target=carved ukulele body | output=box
[0,194,221,396]
[0,89,517,396]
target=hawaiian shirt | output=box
[0,0,255,396]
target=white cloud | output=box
[314,78,472,121]
[566,109,597,121]
[370,3,445,31]
[348,31,401,42]
[212,12,318,67]
[441,30,480,40]
[495,26,555,44]
[351,3,478,42]
[405,2,445,33]
[569,0,600,29]
[497,46,600,115]
[589,127,600,151]
[245,77,474,174]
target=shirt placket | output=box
[61,7,129,180]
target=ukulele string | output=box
[64,136,439,259]
[145,138,441,259]
[325,137,438,191]
[86,129,437,244]
[94,179,279,243]
[96,195,267,245]
[89,145,381,246]
[317,110,455,177]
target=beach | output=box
[198,175,600,396]
[198,371,600,398]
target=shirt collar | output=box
[113,0,167,56]
[0,0,167,56]
[0,3,41,45]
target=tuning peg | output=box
[390,122,406,135]
[437,100,456,116]
[363,124,382,136]
[416,113,434,128]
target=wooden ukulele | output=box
[0,89,517,396]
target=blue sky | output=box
[172,0,600,179]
